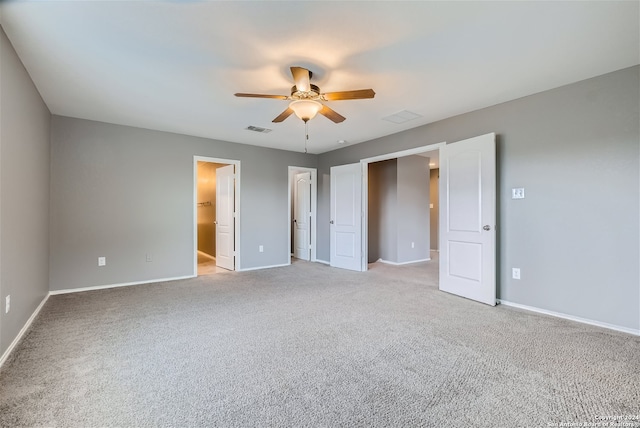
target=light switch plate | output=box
[98,257,106,267]
[512,188,525,199]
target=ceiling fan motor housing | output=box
[291,84,321,100]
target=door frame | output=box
[193,156,241,274]
[360,142,446,271]
[288,166,317,264]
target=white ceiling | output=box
[1,1,638,154]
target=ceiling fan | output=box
[235,66,375,124]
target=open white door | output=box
[216,164,235,271]
[293,172,311,261]
[439,133,496,305]
[330,163,363,271]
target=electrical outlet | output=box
[146,253,152,262]
[98,256,106,267]
[259,245,264,253]
[411,242,415,248]
[512,268,521,280]
[5,295,10,314]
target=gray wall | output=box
[49,116,316,291]
[318,66,640,331]
[0,27,51,357]
[367,162,380,262]
[396,155,430,263]
[367,159,397,263]
[429,169,439,250]
[367,156,430,264]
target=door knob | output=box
[330,220,334,224]
[483,225,491,231]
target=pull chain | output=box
[304,120,309,154]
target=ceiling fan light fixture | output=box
[236,66,372,124]
[289,99,322,122]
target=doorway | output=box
[366,155,435,265]
[359,134,497,306]
[194,156,241,275]
[361,143,445,270]
[288,166,317,263]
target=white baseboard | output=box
[315,259,330,265]
[498,299,640,336]
[0,293,50,369]
[238,262,290,272]
[378,258,431,266]
[50,275,196,295]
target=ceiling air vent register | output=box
[382,110,422,124]
[245,126,272,133]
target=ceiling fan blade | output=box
[322,89,376,101]
[272,107,294,123]
[235,93,289,100]
[290,67,311,92]
[319,105,346,123]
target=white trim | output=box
[361,142,446,272]
[377,258,431,266]
[50,275,195,295]
[315,259,330,265]
[360,142,446,165]
[0,293,49,369]
[498,299,640,336]
[194,156,241,273]
[288,166,318,263]
[238,262,290,272]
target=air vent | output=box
[382,110,422,124]
[245,125,272,133]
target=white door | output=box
[439,133,496,305]
[293,172,311,261]
[216,164,235,271]
[330,163,363,271]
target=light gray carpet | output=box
[1,259,639,427]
